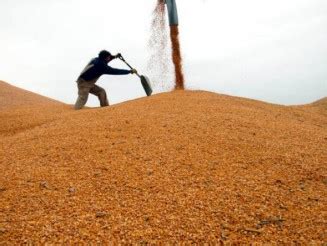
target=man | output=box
[74,50,137,110]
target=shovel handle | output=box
[119,56,141,78]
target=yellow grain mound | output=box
[0,81,62,110]
[0,82,326,244]
[312,97,327,110]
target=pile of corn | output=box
[0,81,326,243]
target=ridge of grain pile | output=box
[0,81,68,137]
[0,82,326,244]
[310,97,327,112]
[0,80,62,110]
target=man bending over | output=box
[74,50,136,110]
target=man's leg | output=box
[74,84,90,110]
[90,85,109,107]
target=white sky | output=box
[0,0,326,106]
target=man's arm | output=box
[104,65,131,75]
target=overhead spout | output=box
[165,0,179,26]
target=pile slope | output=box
[0,81,68,136]
[0,81,62,110]
[0,85,326,244]
[310,97,327,113]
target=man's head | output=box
[98,50,113,63]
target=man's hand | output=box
[114,53,122,59]
[130,68,137,74]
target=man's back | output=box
[78,58,107,81]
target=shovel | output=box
[118,55,152,97]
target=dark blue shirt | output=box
[78,57,131,81]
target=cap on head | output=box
[98,50,112,60]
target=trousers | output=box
[74,78,109,110]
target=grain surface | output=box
[0,81,62,110]
[0,81,326,244]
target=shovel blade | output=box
[140,75,152,97]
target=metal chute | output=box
[165,0,179,26]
